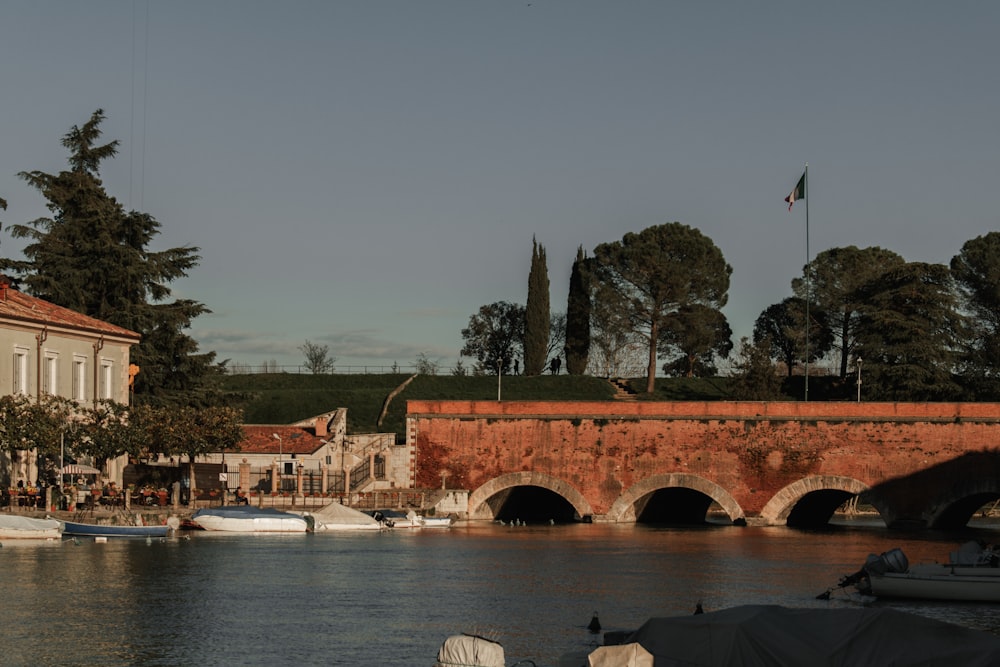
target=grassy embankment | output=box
[218,373,847,436]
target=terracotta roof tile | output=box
[0,285,140,340]
[237,425,329,456]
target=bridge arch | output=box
[467,472,593,521]
[606,473,744,524]
[758,475,876,527]
[925,479,1000,529]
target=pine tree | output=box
[523,237,550,376]
[564,245,591,375]
[0,110,218,407]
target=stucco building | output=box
[0,282,140,485]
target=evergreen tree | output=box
[460,301,525,375]
[0,110,218,407]
[592,222,731,393]
[792,246,904,377]
[564,246,591,375]
[753,297,834,377]
[523,237,550,376]
[660,303,733,377]
[730,336,783,400]
[854,262,965,401]
[951,232,1000,398]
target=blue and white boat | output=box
[191,505,310,533]
[59,520,170,538]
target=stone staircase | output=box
[609,378,638,401]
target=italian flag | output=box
[785,172,806,211]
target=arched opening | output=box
[608,473,744,525]
[488,485,579,523]
[786,489,858,529]
[926,480,1000,530]
[467,472,593,522]
[758,476,878,528]
[634,487,720,524]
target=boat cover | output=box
[621,605,1000,667]
[0,515,61,532]
[311,502,381,527]
[434,634,504,667]
[587,643,653,667]
[193,506,296,520]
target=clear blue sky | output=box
[2,2,998,371]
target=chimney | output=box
[315,416,328,438]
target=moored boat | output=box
[368,508,453,528]
[560,605,1000,667]
[60,520,169,538]
[191,505,309,533]
[0,515,63,539]
[832,543,1000,602]
[307,502,383,531]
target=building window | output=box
[73,357,87,402]
[13,347,29,395]
[99,360,113,400]
[42,353,58,395]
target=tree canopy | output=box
[0,110,219,407]
[524,237,550,376]
[792,246,905,377]
[753,297,833,377]
[564,246,591,375]
[460,301,525,375]
[660,304,733,377]
[592,222,731,393]
[951,232,1000,398]
[854,262,965,401]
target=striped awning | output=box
[61,464,101,475]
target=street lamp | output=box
[856,357,863,402]
[272,433,282,490]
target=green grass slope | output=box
[219,373,847,436]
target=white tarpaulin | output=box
[434,634,505,667]
[588,643,654,667]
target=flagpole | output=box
[804,162,810,402]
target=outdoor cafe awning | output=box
[61,464,101,475]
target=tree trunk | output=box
[645,324,658,394]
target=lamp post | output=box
[272,433,282,491]
[856,357,863,402]
[497,358,503,402]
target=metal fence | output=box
[224,364,421,375]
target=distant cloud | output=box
[194,326,454,369]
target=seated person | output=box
[235,487,249,505]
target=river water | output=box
[5,519,1000,666]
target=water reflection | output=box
[4,522,999,666]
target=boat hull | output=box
[61,521,169,538]
[192,507,309,533]
[867,565,1000,602]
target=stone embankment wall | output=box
[407,401,1000,524]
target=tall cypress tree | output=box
[564,245,591,375]
[0,110,218,407]
[523,237,550,375]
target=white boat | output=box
[374,509,453,528]
[846,544,1000,602]
[307,502,384,531]
[191,506,309,533]
[0,515,62,539]
[420,514,454,528]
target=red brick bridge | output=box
[406,400,1000,528]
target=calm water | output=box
[5,520,1000,666]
